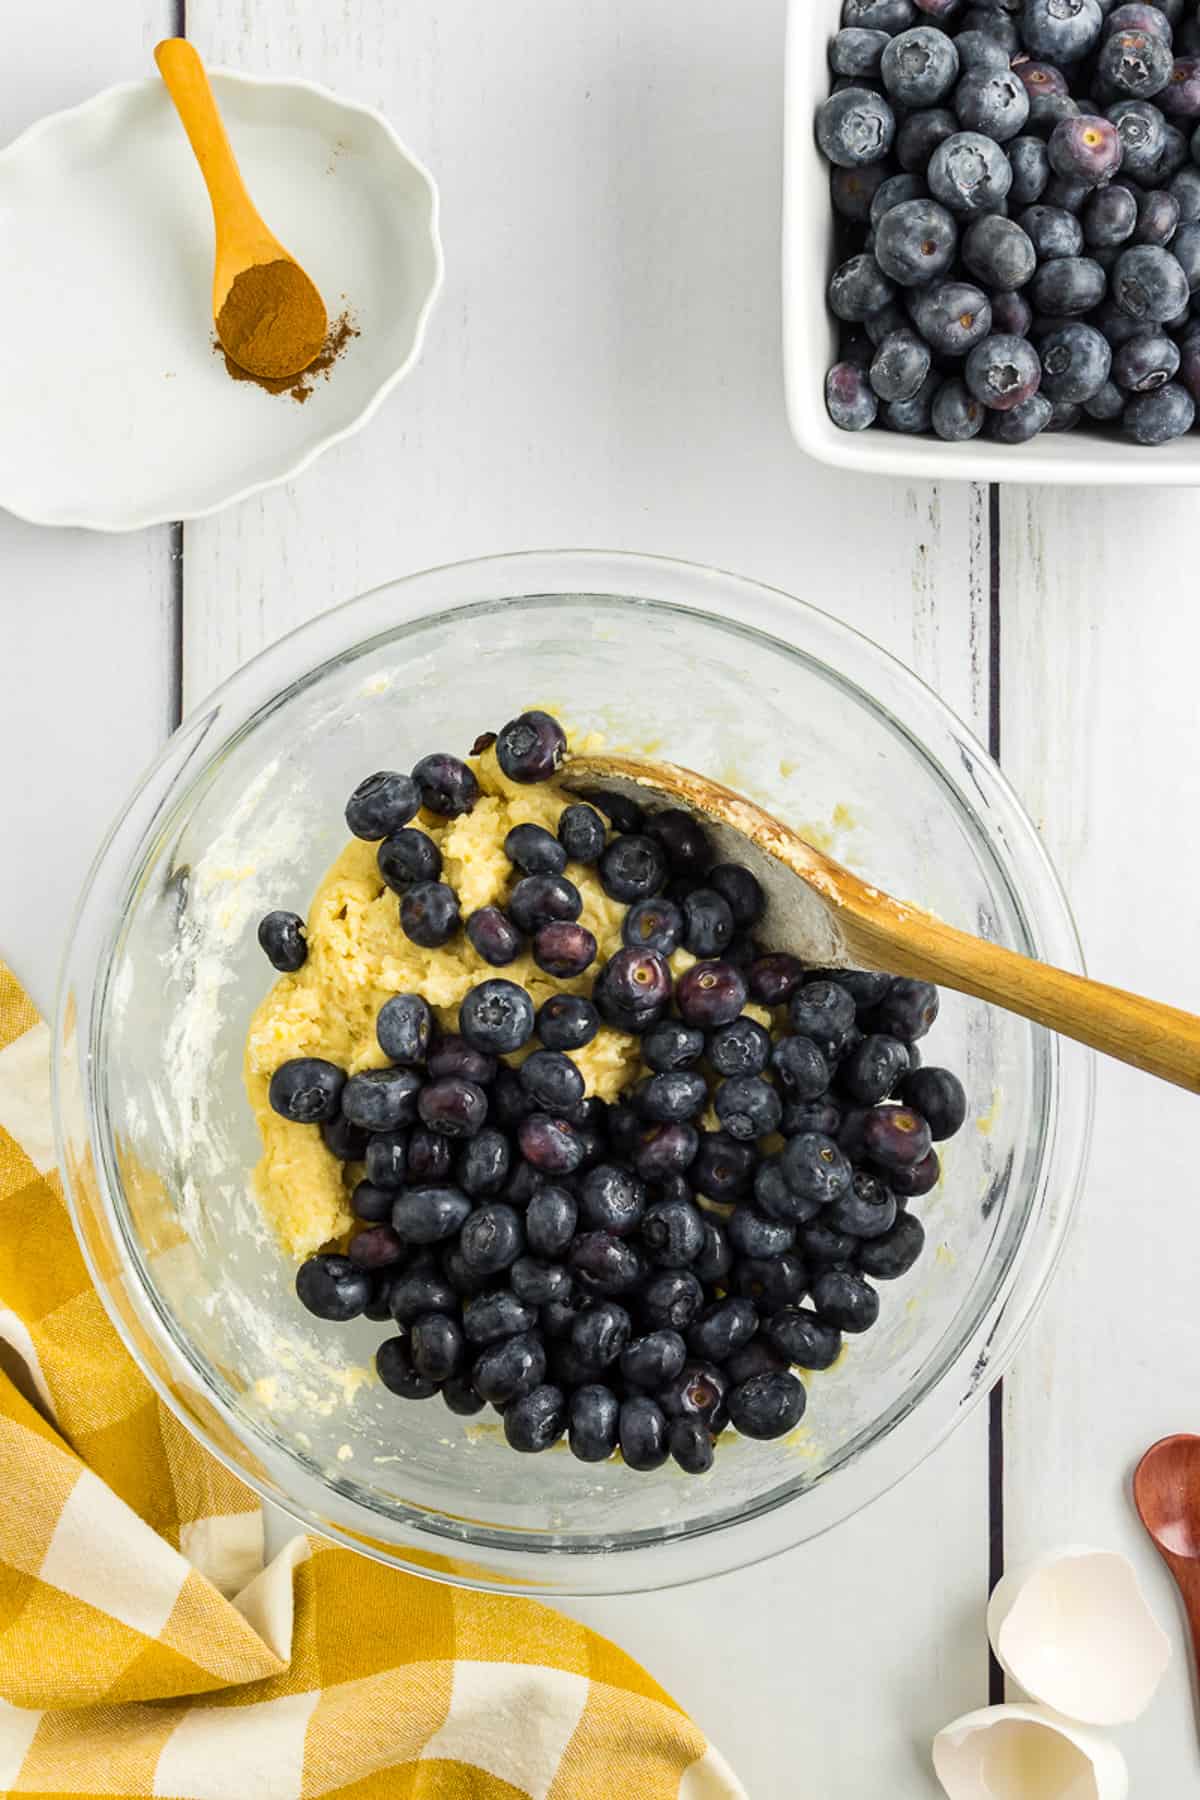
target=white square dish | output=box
[782,0,1200,486]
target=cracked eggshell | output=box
[933,1704,1129,1800]
[987,1545,1170,1725]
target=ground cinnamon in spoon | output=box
[217,309,359,403]
[216,258,327,381]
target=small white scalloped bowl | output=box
[987,1545,1171,1726]
[933,1705,1129,1800]
[0,70,443,531]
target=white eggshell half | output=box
[933,1704,1129,1800]
[987,1545,1171,1725]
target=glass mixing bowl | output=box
[54,550,1092,1595]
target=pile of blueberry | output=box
[819,0,1200,445]
[258,710,967,1476]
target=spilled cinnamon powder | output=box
[216,310,359,403]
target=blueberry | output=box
[529,921,595,981]
[1009,135,1052,206]
[411,752,479,818]
[955,68,1031,141]
[782,1095,843,1138]
[508,873,583,934]
[955,27,1016,72]
[989,391,1055,439]
[871,172,930,229]
[811,1268,881,1333]
[816,85,898,167]
[634,1123,700,1181]
[1108,98,1169,180]
[965,333,1043,410]
[874,200,960,287]
[444,1375,486,1417]
[870,976,939,1041]
[386,1263,456,1324]
[375,993,432,1067]
[1169,166,1200,224]
[701,864,761,931]
[400,881,461,948]
[870,328,934,404]
[461,1290,537,1346]
[842,0,918,29]
[678,888,733,958]
[390,1185,472,1244]
[1021,0,1104,62]
[645,807,712,875]
[557,803,607,864]
[616,899,680,961]
[1016,62,1069,104]
[706,1017,771,1080]
[498,1383,566,1453]
[831,24,892,77]
[862,1103,934,1171]
[827,1169,899,1239]
[345,770,420,840]
[516,1113,584,1174]
[731,1250,810,1312]
[619,1330,687,1393]
[928,131,1013,213]
[411,1311,466,1382]
[257,909,307,972]
[505,823,567,877]
[1113,242,1192,316]
[782,1132,853,1206]
[295,1253,371,1321]
[1029,91,1083,136]
[459,1205,524,1279]
[897,106,959,170]
[714,1076,782,1141]
[1020,204,1086,261]
[574,787,644,835]
[1161,55,1200,118]
[635,1274,703,1339]
[452,1127,507,1198]
[618,1396,669,1471]
[728,1370,807,1440]
[461,905,519,968]
[692,1130,757,1201]
[859,1211,927,1279]
[881,371,941,432]
[1084,187,1139,256]
[514,1051,580,1115]
[748,953,806,1007]
[426,1034,497,1087]
[1048,115,1125,188]
[1173,219,1200,287]
[676,960,749,1028]
[1113,326,1182,387]
[377,1336,440,1400]
[1104,4,1174,41]
[1029,255,1108,314]
[839,1033,910,1104]
[659,1360,729,1433]
[692,1219,734,1285]
[442,1242,492,1297]
[509,1259,573,1307]
[767,1306,844,1370]
[891,1147,942,1196]
[882,26,961,106]
[932,376,984,442]
[633,1071,707,1125]
[961,8,1021,54]
[378,827,441,893]
[492,711,565,784]
[727,1206,796,1259]
[415,1076,485,1138]
[1044,397,1084,430]
[568,1231,646,1296]
[355,1173,399,1221]
[579,1164,645,1236]
[594,947,673,1031]
[754,1154,820,1225]
[1151,119,1190,178]
[1123,378,1197,436]
[572,1300,632,1369]
[568,1382,621,1462]
[1084,377,1128,418]
[798,1219,859,1270]
[1100,26,1174,100]
[788,980,857,1058]
[911,280,994,354]
[525,1184,577,1261]
[268,1057,345,1124]
[324,1113,371,1164]
[472,1331,547,1405]
[458,979,535,1056]
[342,1066,422,1132]
[826,361,880,429]
[682,1297,756,1365]
[670,1419,715,1475]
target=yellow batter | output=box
[246,745,691,1258]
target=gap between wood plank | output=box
[167,4,185,732]
[987,481,1004,1706]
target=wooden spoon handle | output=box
[835,889,1200,1094]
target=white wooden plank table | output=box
[2,3,1197,1793]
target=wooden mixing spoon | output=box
[1134,1436,1200,1735]
[155,39,327,380]
[565,750,1200,1094]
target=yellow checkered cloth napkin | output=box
[0,961,745,1800]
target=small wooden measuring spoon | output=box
[1134,1436,1200,1729]
[565,750,1200,1093]
[154,39,327,380]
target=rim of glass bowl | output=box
[54,549,1094,1595]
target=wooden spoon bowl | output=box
[565,749,1200,1093]
[1134,1435,1200,1735]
